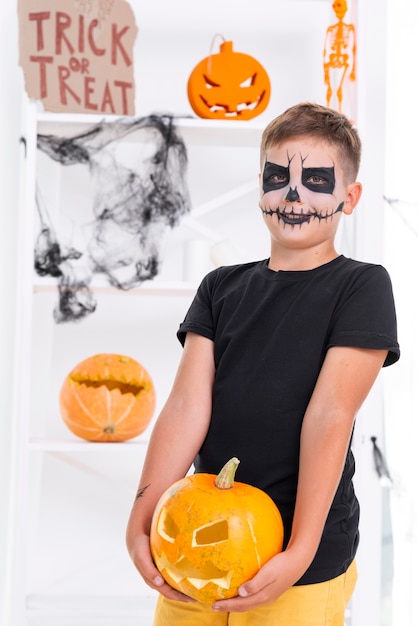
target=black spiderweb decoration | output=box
[34,114,191,323]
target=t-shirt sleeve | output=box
[327,264,400,367]
[177,272,216,346]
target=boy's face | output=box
[259,138,358,253]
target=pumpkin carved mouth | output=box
[199,89,266,117]
[71,378,147,396]
[157,552,233,590]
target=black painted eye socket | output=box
[302,167,335,194]
[262,162,289,193]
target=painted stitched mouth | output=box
[278,210,313,225]
[261,202,344,224]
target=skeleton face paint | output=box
[261,200,344,226]
[285,187,300,202]
[260,140,344,229]
[262,162,290,192]
[262,161,335,195]
[301,166,335,194]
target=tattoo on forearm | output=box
[135,484,150,500]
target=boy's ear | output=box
[342,181,362,215]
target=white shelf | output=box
[29,438,149,452]
[19,66,264,626]
[26,593,158,618]
[25,108,257,626]
[35,112,264,147]
[33,277,197,297]
[22,99,261,626]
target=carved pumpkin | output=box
[187,40,271,121]
[150,457,284,603]
[59,353,156,442]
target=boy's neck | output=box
[267,246,340,272]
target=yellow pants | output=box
[153,560,357,626]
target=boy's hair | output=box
[260,102,361,183]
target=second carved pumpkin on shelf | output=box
[187,40,271,121]
[59,353,156,442]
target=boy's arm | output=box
[213,345,388,612]
[126,332,215,601]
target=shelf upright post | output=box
[5,97,40,626]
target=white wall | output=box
[383,2,418,625]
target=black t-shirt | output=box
[177,255,400,584]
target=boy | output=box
[126,102,400,625]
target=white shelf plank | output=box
[33,277,197,297]
[35,112,263,147]
[26,593,158,617]
[29,438,149,452]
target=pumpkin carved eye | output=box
[193,519,229,546]
[203,74,219,88]
[240,76,255,88]
[157,510,180,543]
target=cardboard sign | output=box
[18,0,138,115]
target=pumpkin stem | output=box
[214,457,240,489]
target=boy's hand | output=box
[212,549,303,613]
[129,533,195,603]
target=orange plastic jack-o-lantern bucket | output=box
[187,40,271,121]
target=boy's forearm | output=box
[125,407,211,569]
[126,332,215,544]
[127,411,203,539]
[286,405,355,572]
[286,346,387,572]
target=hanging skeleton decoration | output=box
[34,115,191,322]
[323,0,356,120]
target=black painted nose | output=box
[285,186,300,202]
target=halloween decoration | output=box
[59,353,156,442]
[35,114,191,323]
[18,0,138,115]
[187,38,271,120]
[150,457,284,603]
[371,436,393,486]
[323,0,356,118]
